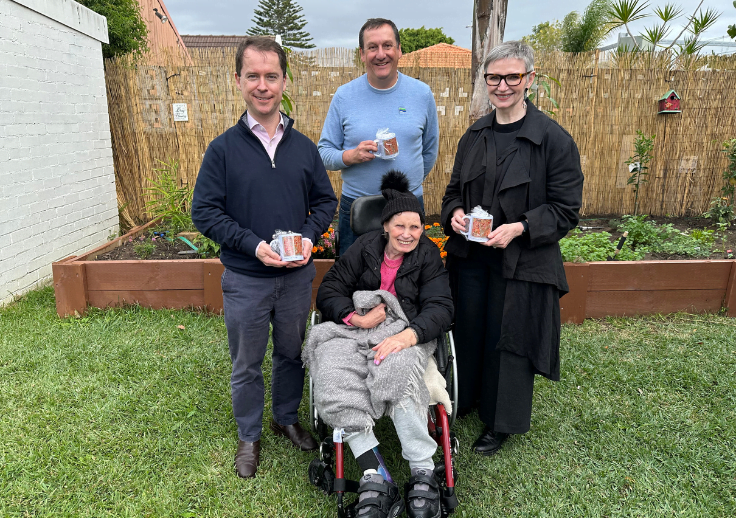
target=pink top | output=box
[343,252,405,325]
[246,111,284,161]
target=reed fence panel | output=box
[104,48,736,225]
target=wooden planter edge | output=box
[52,226,736,322]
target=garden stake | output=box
[607,231,628,261]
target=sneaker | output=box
[405,468,441,518]
[355,472,405,518]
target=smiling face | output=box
[360,24,402,89]
[485,57,535,114]
[383,212,422,257]
[235,48,286,126]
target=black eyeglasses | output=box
[483,72,532,86]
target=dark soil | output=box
[97,215,736,261]
[96,236,202,260]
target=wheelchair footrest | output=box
[308,458,336,495]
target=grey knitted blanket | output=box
[302,290,436,434]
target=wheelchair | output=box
[306,195,459,518]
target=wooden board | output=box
[587,261,732,291]
[203,261,225,313]
[312,259,335,308]
[88,290,205,310]
[561,263,589,324]
[725,261,736,317]
[52,259,87,317]
[84,261,204,291]
[586,289,725,318]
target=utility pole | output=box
[469,0,508,122]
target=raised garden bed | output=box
[52,219,334,318]
[53,220,736,322]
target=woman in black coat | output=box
[441,41,584,456]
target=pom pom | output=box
[380,170,409,193]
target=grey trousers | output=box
[344,397,437,470]
[221,263,315,442]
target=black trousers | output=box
[452,247,535,434]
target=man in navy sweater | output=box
[191,37,337,479]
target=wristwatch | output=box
[521,220,529,234]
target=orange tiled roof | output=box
[399,43,471,68]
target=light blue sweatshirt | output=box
[318,73,439,199]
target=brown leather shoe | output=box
[234,439,260,479]
[270,420,318,451]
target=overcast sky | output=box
[165,0,735,51]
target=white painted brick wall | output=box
[0,0,118,306]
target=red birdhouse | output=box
[658,90,681,114]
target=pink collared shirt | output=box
[246,111,284,161]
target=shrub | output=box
[560,229,645,262]
[612,215,713,258]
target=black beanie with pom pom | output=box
[380,170,425,224]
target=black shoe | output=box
[472,427,509,456]
[354,472,404,518]
[405,468,441,518]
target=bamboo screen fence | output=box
[104,48,736,226]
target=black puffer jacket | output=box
[316,230,453,344]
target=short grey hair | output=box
[483,40,535,73]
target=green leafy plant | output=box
[613,215,713,258]
[704,197,735,225]
[608,0,720,61]
[522,20,564,53]
[398,26,455,54]
[133,241,156,259]
[625,131,656,217]
[527,73,561,117]
[194,235,221,258]
[704,139,736,226]
[144,159,195,234]
[77,0,148,59]
[560,229,645,262]
[729,1,736,39]
[561,0,616,52]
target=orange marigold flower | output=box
[312,246,318,253]
[322,232,330,238]
[440,251,447,258]
[424,225,431,230]
[433,222,440,227]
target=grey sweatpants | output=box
[344,397,436,470]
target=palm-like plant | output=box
[608,0,721,60]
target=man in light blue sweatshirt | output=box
[318,18,439,254]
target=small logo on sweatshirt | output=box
[398,107,406,114]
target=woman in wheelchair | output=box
[306,171,453,518]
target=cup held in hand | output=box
[461,214,493,242]
[271,233,304,261]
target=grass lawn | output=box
[1,287,735,517]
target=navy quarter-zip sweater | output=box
[191,111,337,278]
